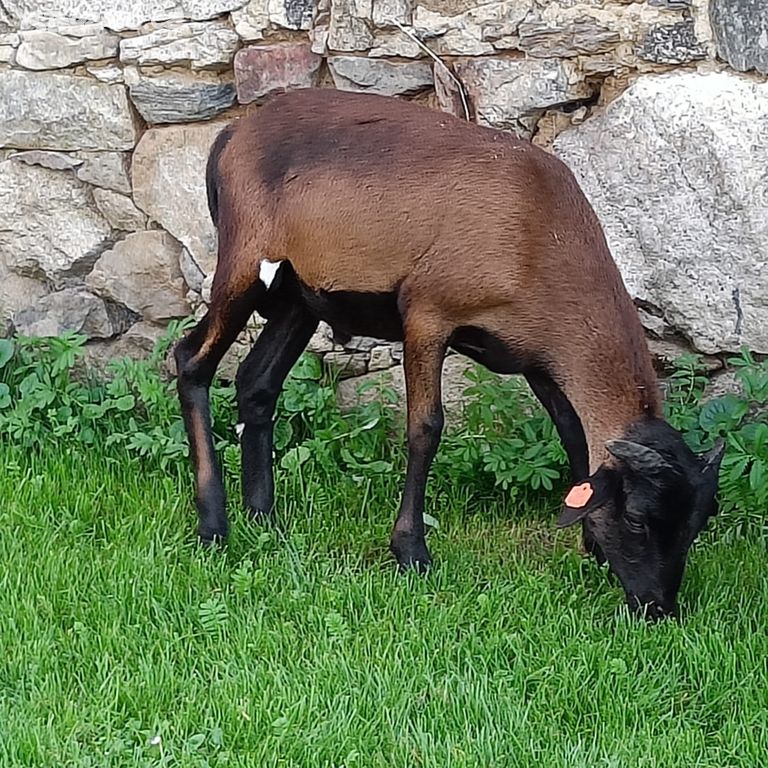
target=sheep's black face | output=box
[557,420,724,620]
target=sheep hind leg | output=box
[174,283,260,544]
[390,314,449,572]
[235,303,317,522]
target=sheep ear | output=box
[557,468,617,528]
[605,439,672,475]
[557,498,592,528]
[701,439,725,480]
[556,483,598,528]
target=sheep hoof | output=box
[390,534,432,574]
[198,517,229,546]
[247,505,275,525]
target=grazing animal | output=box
[174,88,723,620]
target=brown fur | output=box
[211,88,660,470]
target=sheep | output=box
[174,88,724,620]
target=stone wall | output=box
[0,0,766,386]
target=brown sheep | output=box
[174,89,723,619]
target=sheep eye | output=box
[624,516,647,536]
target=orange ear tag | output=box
[565,482,593,508]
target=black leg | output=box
[525,371,605,563]
[390,322,447,571]
[175,286,259,543]
[526,371,588,480]
[235,304,317,521]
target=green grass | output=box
[1,444,767,767]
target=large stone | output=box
[0,32,20,63]
[531,106,585,150]
[126,69,236,124]
[411,1,531,56]
[368,345,394,371]
[179,247,205,294]
[329,56,433,96]
[323,351,369,379]
[371,1,530,57]
[311,1,330,53]
[0,260,48,332]
[81,320,169,374]
[270,0,314,30]
[132,121,227,277]
[369,30,424,58]
[231,0,313,39]
[118,321,168,359]
[434,64,471,120]
[86,231,190,323]
[307,321,334,355]
[1,0,249,33]
[704,370,743,400]
[648,338,723,376]
[372,0,412,28]
[328,0,374,51]
[231,0,269,40]
[234,43,322,104]
[10,149,82,171]
[337,354,476,422]
[11,288,117,339]
[76,152,132,194]
[119,20,239,71]
[86,64,124,83]
[711,0,768,74]
[0,71,137,151]
[497,3,688,56]
[638,20,705,64]
[0,159,113,283]
[554,71,768,354]
[455,57,591,136]
[16,25,118,70]
[92,189,148,231]
[341,336,380,353]
[418,0,498,11]
[517,15,621,57]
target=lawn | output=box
[1,441,767,767]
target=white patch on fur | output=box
[235,422,245,441]
[259,259,283,289]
